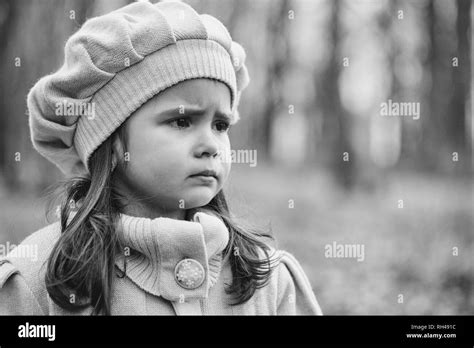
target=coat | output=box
[0,212,322,315]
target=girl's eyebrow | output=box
[158,106,233,122]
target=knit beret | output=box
[27,1,250,177]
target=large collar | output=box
[114,211,230,302]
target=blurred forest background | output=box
[0,0,472,314]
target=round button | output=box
[174,258,205,290]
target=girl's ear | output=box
[111,151,118,171]
[112,133,125,170]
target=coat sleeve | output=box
[0,260,46,315]
[276,250,323,315]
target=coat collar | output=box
[114,211,230,302]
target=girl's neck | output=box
[112,176,187,220]
[121,204,187,221]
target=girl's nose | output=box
[194,127,220,158]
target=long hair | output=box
[44,124,279,315]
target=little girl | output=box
[0,1,322,315]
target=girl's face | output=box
[113,79,233,219]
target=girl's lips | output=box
[189,175,217,184]
[191,169,218,178]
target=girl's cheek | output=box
[220,156,231,182]
[220,140,232,171]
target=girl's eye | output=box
[167,117,230,132]
[169,117,191,129]
[215,121,231,132]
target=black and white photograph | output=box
[0,0,472,345]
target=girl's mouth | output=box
[190,169,218,179]
[189,169,219,185]
[189,175,217,184]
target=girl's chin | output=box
[182,189,216,208]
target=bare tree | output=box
[313,0,354,189]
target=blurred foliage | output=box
[226,164,473,314]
